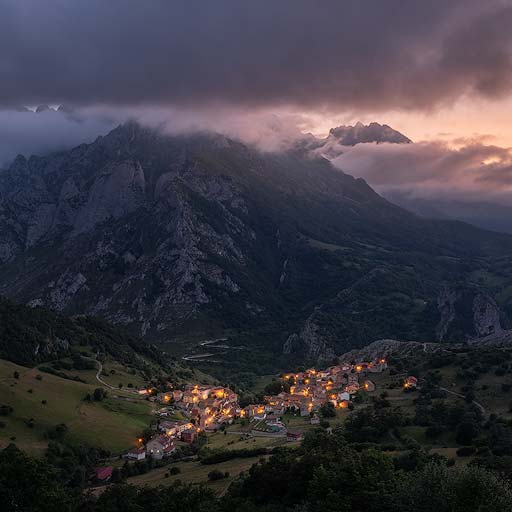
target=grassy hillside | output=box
[0,358,154,455]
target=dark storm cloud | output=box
[1,0,512,111]
[0,108,115,166]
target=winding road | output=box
[439,386,487,417]
[85,355,139,394]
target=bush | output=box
[456,446,476,457]
[93,388,107,401]
[208,469,228,481]
[319,402,336,418]
[0,405,13,416]
[169,466,181,475]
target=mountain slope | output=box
[1,122,512,360]
[0,297,164,367]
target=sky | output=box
[2,0,512,210]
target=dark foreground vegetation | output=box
[2,426,512,512]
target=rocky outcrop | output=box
[436,287,503,342]
[328,122,412,146]
[339,339,441,362]
[473,293,502,337]
[283,308,336,361]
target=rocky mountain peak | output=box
[328,122,411,145]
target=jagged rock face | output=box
[294,121,411,160]
[0,124,264,337]
[436,287,503,342]
[284,311,336,361]
[328,122,411,146]
[1,122,512,354]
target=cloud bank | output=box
[2,0,512,111]
[332,139,512,205]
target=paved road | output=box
[439,386,487,417]
[85,355,139,394]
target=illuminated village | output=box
[127,358,394,461]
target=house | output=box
[159,420,194,437]
[287,431,304,442]
[300,401,313,416]
[245,404,266,418]
[344,383,360,394]
[181,428,197,443]
[310,413,320,425]
[126,447,146,460]
[338,391,350,402]
[156,392,172,403]
[94,466,113,483]
[404,376,418,389]
[363,380,376,392]
[146,435,175,460]
[163,444,177,457]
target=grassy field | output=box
[127,455,267,494]
[205,430,287,451]
[98,360,147,389]
[0,358,154,455]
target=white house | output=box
[126,447,146,461]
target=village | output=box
[114,357,412,473]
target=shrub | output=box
[456,446,476,457]
[208,469,228,481]
[0,405,13,416]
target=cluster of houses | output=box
[127,384,240,461]
[246,359,388,422]
[123,359,394,462]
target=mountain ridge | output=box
[1,122,512,361]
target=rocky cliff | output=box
[1,122,512,359]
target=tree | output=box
[456,420,480,446]
[394,463,512,512]
[319,402,336,418]
[93,388,106,401]
[0,444,73,511]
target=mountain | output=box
[1,122,512,362]
[328,121,411,145]
[383,192,512,235]
[295,121,411,160]
[0,297,165,367]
